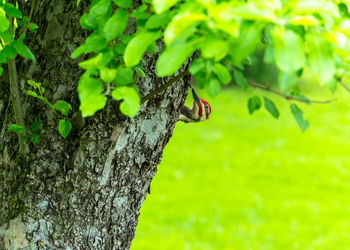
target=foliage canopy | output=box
[3,0,350,138]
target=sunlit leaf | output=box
[305,33,335,85]
[271,26,305,73]
[165,13,206,45]
[153,0,180,14]
[199,35,229,61]
[124,31,161,67]
[112,87,140,118]
[156,40,197,77]
[103,9,128,42]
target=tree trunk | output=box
[0,1,189,249]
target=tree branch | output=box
[141,71,189,104]
[8,17,29,155]
[247,79,335,104]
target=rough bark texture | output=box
[0,1,189,249]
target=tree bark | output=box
[0,1,189,249]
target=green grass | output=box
[131,87,350,250]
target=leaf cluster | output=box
[0,2,37,74]
[26,80,72,139]
[71,0,350,131]
[9,121,41,145]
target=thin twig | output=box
[18,0,35,37]
[247,79,335,104]
[141,71,189,104]
[337,78,350,92]
[8,17,29,155]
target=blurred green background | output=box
[131,82,350,249]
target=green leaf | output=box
[206,78,221,97]
[233,70,248,90]
[13,40,35,61]
[165,13,206,45]
[264,97,279,119]
[26,90,39,98]
[71,45,86,59]
[28,23,39,33]
[116,66,134,85]
[247,96,261,114]
[31,134,40,145]
[54,100,72,116]
[213,63,231,85]
[79,53,103,70]
[296,94,311,105]
[0,14,9,32]
[124,31,161,67]
[0,51,7,64]
[1,30,13,44]
[103,9,128,42]
[80,95,107,117]
[90,0,111,18]
[290,103,309,132]
[112,87,140,118]
[113,0,132,8]
[134,67,146,77]
[2,45,17,59]
[156,40,197,77]
[21,135,28,143]
[271,27,305,73]
[3,3,22,18]
[31,120,41,132]
[199,36,229,61]
[58,120,72,139]
[84,34,108,53]
[146,42,157,54]
[9,124,25,133]
[278,71,298,93]
[132,4,150,19]
[100,67,117,83]
[80,13,96,30]
[153,0,180,14]
[264,43,274,64]
[78,74,107,117]
[305,33,335,84]
[229,23,262,65]
[78,74,103,100]
[114,42,126,55]
[145,13,170,29]
[189,58,205,75]
[27,80,41,88]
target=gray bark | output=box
[0,1,189,249]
